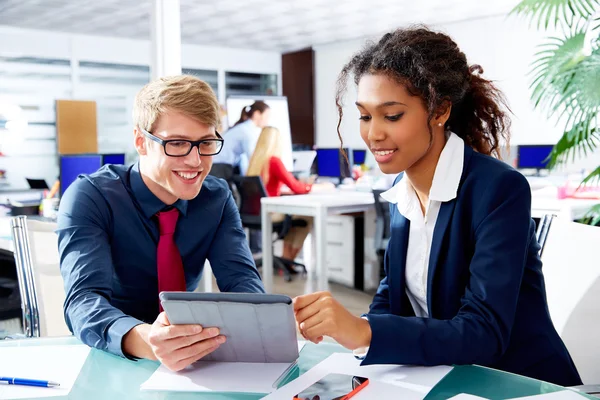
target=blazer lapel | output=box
[389,213,410,315]
[426,144,473,315]
[426,200,456,315]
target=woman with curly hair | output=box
[293,26,581,386]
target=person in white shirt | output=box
[292,26,581,386]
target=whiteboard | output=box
[225,96,293,170]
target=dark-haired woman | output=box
[214,101,271,175]
[293,26,581,386]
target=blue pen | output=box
[0,377,60,388]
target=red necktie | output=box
[156,209,186,308]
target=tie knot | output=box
[157,208,179,236]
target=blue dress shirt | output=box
[213,120,260,175]
[57,163,264,357]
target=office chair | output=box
[373,189,391,280]
[536,214,600,393]
[10,216,71,337]
[0,248,22,335]
[235,176,307,282]
[209,163,240,207]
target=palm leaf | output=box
[581,204,600,225]
[511,0,600,29]
[529,32,587,112]
[515,0,600,226]
[581,165,600,185]
[547,123,599,167]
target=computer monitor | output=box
[352,149,367,165]
[517,145,554,171]
[315,148,351,183]
[102,153,125,165]
[292,150,317,173]
[60,154,103,196]
[26,178,50,190]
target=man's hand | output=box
[123,312,226,371]
[148,312,226,371]
[293,291,371,351]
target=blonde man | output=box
[58,76,264,371]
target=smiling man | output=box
[57,75,264,371]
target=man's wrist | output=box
[122,323,155,360]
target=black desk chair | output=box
[209,163,240,207]
[373,189,391,280]
[235,176,307,282]
[0,249,22,333]
[209,163,234,181]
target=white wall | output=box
[0,25,282,98]
[314,15,564,149]
[0,25,282,189]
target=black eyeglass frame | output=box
[139,127,224,157]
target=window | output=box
[182,68,218,94]
[225,72,277,97]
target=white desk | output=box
[530,188,600,220]
[260,191,375,293]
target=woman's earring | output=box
[438,123,442,127]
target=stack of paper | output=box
[0,345,90,399]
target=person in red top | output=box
[247,126,314,261]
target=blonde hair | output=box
[133,75,220,132]
[247,126,283,185]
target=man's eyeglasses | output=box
[139,128,224,157]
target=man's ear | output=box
[133,127,147,156]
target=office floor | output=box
[269,274,374,317]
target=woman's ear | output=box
[133,127,147,156]
[433,100,452,127]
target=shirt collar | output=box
[429,132,464,202]
[130,161,188,219]
[380,132,464,205]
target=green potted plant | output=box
[511,0,600,224]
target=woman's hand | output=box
[293,291,372,350]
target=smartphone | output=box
[293,373,369,400]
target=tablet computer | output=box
[159,292,299,363]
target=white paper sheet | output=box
[448,394,490,400]
[0,345,90,399]
[349,380,425,400]
[261,352,453,399]
[140,361,292,394]
[140,340,307,394]
[509,390,588,399]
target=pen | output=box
[341,378,369,400]
[0,377,60,388]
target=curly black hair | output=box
[335,25,511,158]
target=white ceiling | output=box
[0,0,521,52]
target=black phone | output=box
[294,373,369,400]
[351,376,368,390]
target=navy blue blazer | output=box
[364,145,581,387]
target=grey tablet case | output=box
[159,292,299,363]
